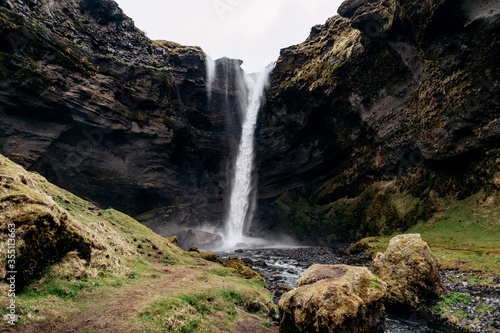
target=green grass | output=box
[139,297,202,333]
[432,292,472,313]
[366,190,500,277]
[475,304,495,316]
[137,287,265,333]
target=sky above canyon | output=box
[114,0,344,73]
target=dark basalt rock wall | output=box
[0,0,245,234]
[254,0,500,243]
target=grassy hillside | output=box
[358,188,500,279]
[0,155,275,332]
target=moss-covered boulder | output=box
[279,264,387,333]
[199,252,223,265]
[224,257,264,282]
[373,234,447,310]
[346,237,377,254]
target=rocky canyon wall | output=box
[0,0,245,235]
[255,0,500,244]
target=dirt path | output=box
[0,259,278,333]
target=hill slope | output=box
[0,154,275,332]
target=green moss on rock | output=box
[279,265,387,333]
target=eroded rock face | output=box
[279,264,387,333]
[373,234,447,310]
[254,0,500,243]
[0,0,247,234]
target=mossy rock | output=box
[373,234,447,310]
[279,264,387,333]
[199,252,223,265]
[166,236,178,245]
[223,257,264,282]
[346,237,378,254]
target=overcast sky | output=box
[114,0,344,73]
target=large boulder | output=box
[373,234,447,310]
[178,229,223,250]
[279,264,387,333]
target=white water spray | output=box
[224,64,274,247]
[205,55,217,102]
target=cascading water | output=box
[205,55,217,102]
[224,64,275,247]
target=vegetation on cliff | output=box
[256,0,500,247]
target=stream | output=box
[216,246,460,333]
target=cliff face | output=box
[255,0,500,243]
[0,0,245,233]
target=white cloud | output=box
[114,0,344,72]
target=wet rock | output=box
[254,260,268,268]
[199,252,223,265]
[279,264,387,333]
[241,257,254,267]
[179,229,223,250]
[224,257,265,282]
[373,234,446,310]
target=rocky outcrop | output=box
[0,155,91,291]
[279,264,387,333]
[199,251,223,265]
[346,237,377,255]
[224,257,264,281]
[254,0,500,243]
[373,234,447,310]
[178,229,223,250]
[0,0,246,235]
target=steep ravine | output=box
[255,0,500,244]
[0,0,246,235]
[0,0,499,248]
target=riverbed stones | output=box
[279,264,387,333]
[373,234,447,310]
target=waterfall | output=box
[205,55,217,102]
[224,63,274,247]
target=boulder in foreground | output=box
[373,234,447,310]
[279,264,387,333]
